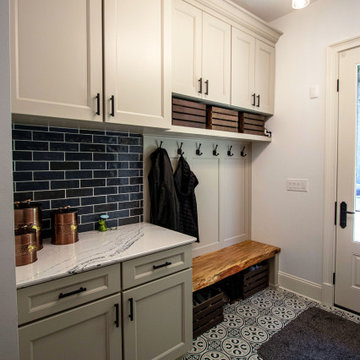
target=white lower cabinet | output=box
[17,245,193,360]
[19,293,122,360]
[122,269,192,360]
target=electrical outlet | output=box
[287,178,309,192]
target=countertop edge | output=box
[16,235,195,289]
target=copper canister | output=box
[15,226,37,266]
[52,207,79,245]
[14,200,43,250]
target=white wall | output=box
[252,0,360,294]
[0,0,19,358]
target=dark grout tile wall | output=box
[12,123,144,238]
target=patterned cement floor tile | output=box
[183,287,360,360]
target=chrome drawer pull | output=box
[58,287,87,299]
[153,261,172,270]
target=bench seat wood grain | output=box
[192,240,281,292]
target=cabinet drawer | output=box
[17,263,121,325]
[122,245,191,289]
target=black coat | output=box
[148,148,180,232]
[174,155,199,242]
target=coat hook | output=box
[177,142,184,156]
[213,144,219,157]
[241,146,247,157]
[227,145,234,157]
[158,141,163,148]
[196,143,203,156]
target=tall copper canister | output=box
[15,226,37,266]
[14,200,43,250]
[52,207,79,245]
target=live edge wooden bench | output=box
[192,240,281,293]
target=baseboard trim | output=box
[278,271,322,302]
[321,282,334,305]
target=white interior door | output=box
[335,46,360,313]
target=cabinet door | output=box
[172,0,202,98]
[123,269,192,360]
[231,27,255,110]
[104,0,171,128]
[202,13,231,104]
[10,0,103,121]
[255,40,275,114]
[19,294,122,360]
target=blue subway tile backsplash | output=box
[12,123,143,238]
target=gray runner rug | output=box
[257,306,360,360]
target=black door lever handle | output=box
[340,201,355,228]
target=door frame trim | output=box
[323,36,360,305]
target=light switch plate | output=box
[287,178,309,192]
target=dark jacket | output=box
[148,148,180,231]
[174,155,199,242]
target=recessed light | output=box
[292,0,310,9]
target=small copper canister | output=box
[15,226,37,266]
[14,200,43,250]
[52,207,79,245]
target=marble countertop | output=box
[16,222,195,289]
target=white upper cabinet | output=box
[172,0,278,116]
[172,0,202,99]
[255,40,275,114]
[231,27,255,110]
[172,1,231,104]
[231,28,275,114]
[104,0,171,128]
[202,13,231,104]
[10,0,103,121]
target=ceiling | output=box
[230,0,317,22]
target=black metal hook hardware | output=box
[158,141,163,148]
[177,142,184,156]
[58,287,86,299]
[213,145,219,156]
[227,145,234,157]
[114,303,120,328]
[240,146,247,157]
[196,143,203,156]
